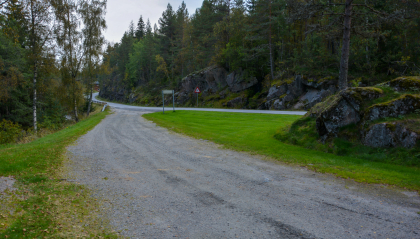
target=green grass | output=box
[143,111,420,191]
[0,109,118,238]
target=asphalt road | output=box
[92,93,307,115]
[66,108,420,239]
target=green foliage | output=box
[0,119,22,144]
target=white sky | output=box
[105,0,202,44]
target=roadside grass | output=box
[0,108,118,238]
[143,111,420,191]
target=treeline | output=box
[0,0,106,138]
[102,0,420,98]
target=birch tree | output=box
[25,0,54,132]
[51,0,84,122]
[80,0,106,116]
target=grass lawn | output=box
[0,109,117,238]
[143,111,420,191]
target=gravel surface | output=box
[0,177,16,194]
[66,108,420,239]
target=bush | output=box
[0,119,22,144]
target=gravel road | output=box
[66,109,420,239]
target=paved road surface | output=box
[93,93,307,115]
[66,108,420,238]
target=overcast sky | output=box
[105,0,202,44]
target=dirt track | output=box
[66,108,420,239]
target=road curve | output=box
[66,108,420,239]
[93,93,307,115]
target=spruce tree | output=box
[135,15,145,40]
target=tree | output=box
[80,0,106,116]
[135,15,145,40]
[25,0,54,132]
[51,0,85,122]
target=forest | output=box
[0,0,106,143]
[100,0,420,106]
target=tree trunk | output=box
[87,83,92,116]
[268,0,274,81]
[338,0,353,90]
[33,63,37,132]
[74,98,79,122]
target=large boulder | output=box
[364,123,418,148]
[364,94,420,122]
[314,87,383,138]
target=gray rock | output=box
[227,97,245,108]
[227,69,258,93]
[364,123,418,148]
[272,99,285,110]
[287,75,305,97]
[181,66,228,94]
[315,87,383,137]
[316,97,360,137]
[365,95,420,122]
[267,84,287,100]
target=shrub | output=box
[0,119,22,144]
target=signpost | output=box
[194,87,201,107]
[162,90,175,114]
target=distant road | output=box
[93,93,307,115]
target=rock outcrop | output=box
[181,66,229,95]
[310,77,420,148]
[264,76,338,111]
[364,94,420,122]
[364,123,418,148]
[177,66,259,105]
[226,70,258,93]
[314,87,383,138]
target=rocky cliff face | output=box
[176,66,259,105]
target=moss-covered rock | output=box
[364,94,420,122]
[388,76,420,92]
[314,87,382,139]
[364,122,418,148]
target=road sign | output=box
[162,90,174,94]
[194,87,201,93]
[162,90,175,114]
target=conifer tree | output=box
[135,15,145,40]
